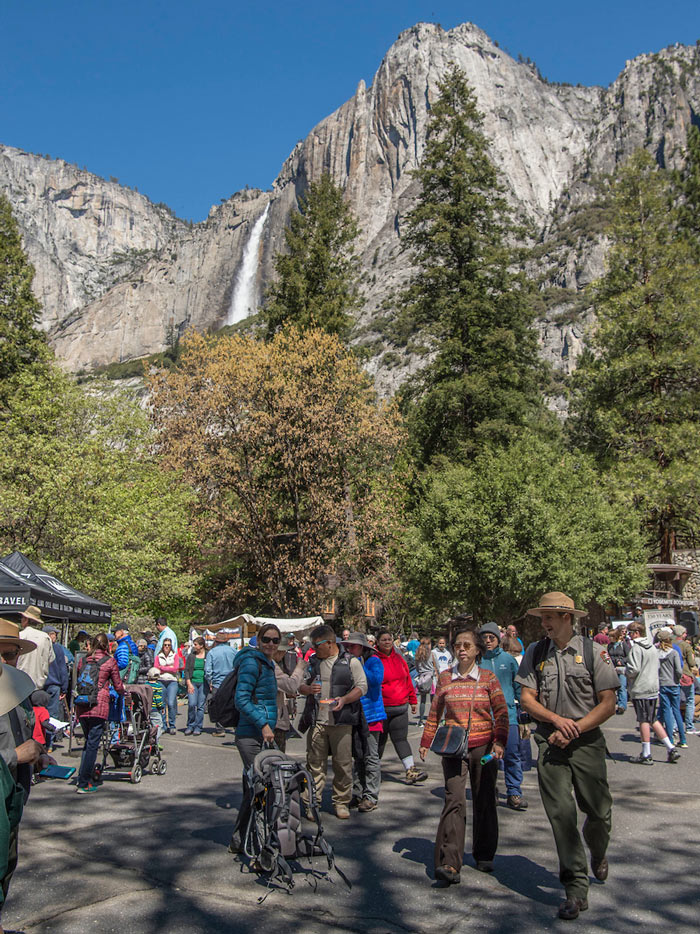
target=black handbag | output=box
[430,673,479,760]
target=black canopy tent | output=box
[0,551,111,641]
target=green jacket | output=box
[0,754,24,906]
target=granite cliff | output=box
[1,22,699,390]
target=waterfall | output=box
[227,203,270,325]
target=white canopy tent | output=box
[190,614,324,646]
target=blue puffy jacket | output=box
[360,655,385,725]
[233,647,277,739]
[114,635,139,670]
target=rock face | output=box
[1,22,699,383]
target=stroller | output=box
[93,685,167,784]
[231,747,347,896]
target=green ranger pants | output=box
[534,727,612,899]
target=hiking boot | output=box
[558,896,588,920]
[506,794,528,811]
[476,860,494,873]
[630,753,653,765]
[358,797,377,812]
[667,748,681,763]
[335,805,350,820]
[349,796,360,808]
[591,856,608,881]
[405,766,428,784]
[434,865,460,884]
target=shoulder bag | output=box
[429,671,479,760]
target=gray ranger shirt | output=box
[516,634,619,720]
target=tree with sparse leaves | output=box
[398,66,549,465]
[0,194,48,392]
[569,150,700,563]
[263,175,360,338]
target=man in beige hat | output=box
[0,645,42,922]
[516,592,620,921]
[15,606,55,690]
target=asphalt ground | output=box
[3,702,699,934]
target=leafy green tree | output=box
[264,174,360,338]
[0,194,48,390]
[569,150,700,562]
[0,364,200,617]
[397,435,647,623]
[398,66,549,464]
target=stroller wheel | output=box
[130,764,143,784]
[92,764,103,782]
[157,759,168,775]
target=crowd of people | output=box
[0,595,698,927]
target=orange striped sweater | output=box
[420,667,509,750]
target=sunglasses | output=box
[260,635,280,645]
[313,638,331,648]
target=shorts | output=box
[632,698,658,724]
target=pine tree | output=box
[569,150,700,562]
[398,66,548,465]
[677,123,700,253]
[263,175,360,338]
[0,194,47,388]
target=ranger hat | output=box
[0,662,35,718]
[527,592,587,619]
[0,618,37,656]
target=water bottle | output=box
[480,753,494,765]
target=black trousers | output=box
[378,704,411,761]
[434,744,498,871]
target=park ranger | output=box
[516,592,619,922]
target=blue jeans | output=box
[680,681,695,731]
[616,671,628,710]
[659,685,686,744]
[162,680,178,730]
[44,684,62,720]
[503,723,524,796]
[187,683,206,731]
[78,717,105,787]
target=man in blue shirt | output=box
[43,626,70,728]
[479,622,528,811]
[204,633,237,737]
[154,618,178,656]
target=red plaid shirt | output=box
[75,651,124,720]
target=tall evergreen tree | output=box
[569,150,700,562]
[0,194,47,389]
[398,66,548,464]
[677,123,700,253]
[263,174,360,338]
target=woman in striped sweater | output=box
[419,626,509,884]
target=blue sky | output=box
[2,1,698,221]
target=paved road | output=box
[4,703,699,933]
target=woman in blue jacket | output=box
[233,623,280,771]
[343,632,385,812]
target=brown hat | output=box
[214,631,232,644]
[656,628,674,643]
[528,592,587,619]
[0,618,37,656]
[21,605,42,623]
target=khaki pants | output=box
[306,722,353,808]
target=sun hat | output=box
[0,663,35,717]
[342,632,371,650]
[146,667,160,679]
[656,628,674,643]
[527,592,587,619]
[214,631,232,644]
[20,605,42,622]
[0,618,37,656]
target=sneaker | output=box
[405,766,428,784]
[506,794,528,811]
[168,728,176,735]
[358,797,377,812]
[212,729,226,738]
[192,730,201,736]
[335,805,350,820]
[476,860,494,873]
[667,748,681,763]
[184,728,193,735]
[677,742,689,748]
[434,865,460,884]
[76,783,99,794]
[615,707,625,715]
[630,753,654,765]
